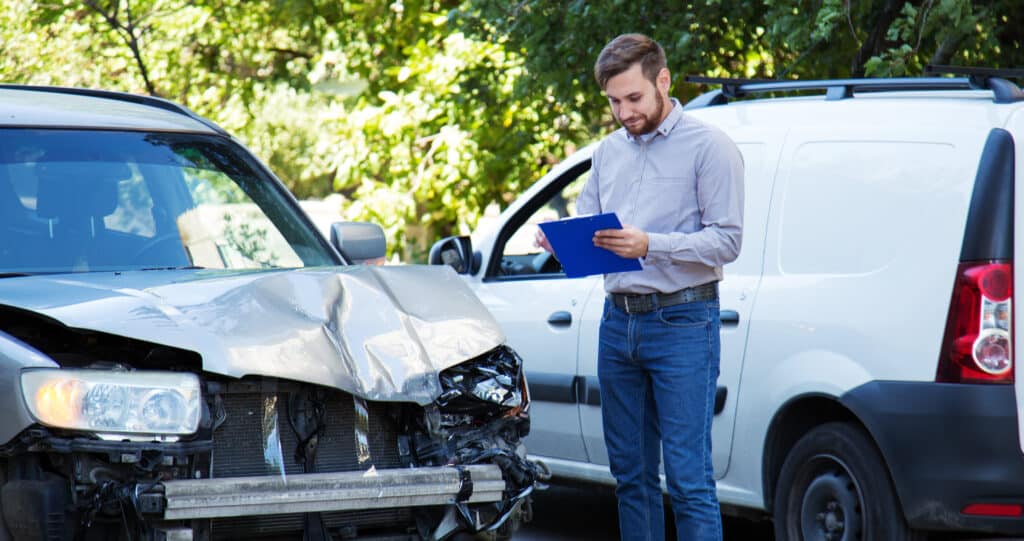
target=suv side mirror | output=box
[330,222,386,264]
[428,235,478,274]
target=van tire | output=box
[772,422,924,541]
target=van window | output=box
[779,141,964,275]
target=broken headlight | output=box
[436,345,527,422]
[21,369,201,435]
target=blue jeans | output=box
[599,297,722,541]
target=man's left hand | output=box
[594,224,648,258]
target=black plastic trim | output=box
[555,375,726,415]
[577,376,600,406]
[0,427,212,458]
[960,128,1015,261]
[720,310,740,326]
[525,371,576,404]
[841,381,1024,534]
[714,386,727,414]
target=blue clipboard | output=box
[538,213,643,278]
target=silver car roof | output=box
[0,86,219,133]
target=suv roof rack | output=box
[0,84,227,134]
[683,69,1024,109]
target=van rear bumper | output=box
[842,381,1024,535]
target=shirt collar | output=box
[626,98,683,143]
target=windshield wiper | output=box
[0,272,32,279]
[138,266,206,271]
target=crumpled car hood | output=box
[0,265,505,405]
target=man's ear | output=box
[657,67,671,94]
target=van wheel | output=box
[773,422,924,541]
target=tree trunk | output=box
[852,0,903,77]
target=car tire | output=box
[772,421,924,541]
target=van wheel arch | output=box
[762,395,860,511]
[772,421,924,541]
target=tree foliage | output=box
[453,0,1022,129]
[1,0,1020,261]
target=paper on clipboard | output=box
[538,213,643,278]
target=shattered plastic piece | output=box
[437,346,525,418]
[472,378,522,408]
[261,395,287,482]
[353,396,371,465]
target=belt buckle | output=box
[624,294,653,314]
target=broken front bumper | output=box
[161,464,505,520]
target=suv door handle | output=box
[721,310,739,326]
[548,311,572,327]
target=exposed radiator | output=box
[209,386,415,540]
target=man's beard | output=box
[621,92,665,136]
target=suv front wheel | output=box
[773,422,924,541]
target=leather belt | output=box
[609,282,718,314]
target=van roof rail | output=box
[683,71,1024,109]
[0,84,227,134]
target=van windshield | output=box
[0,129,337,273]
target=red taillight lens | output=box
[937,261,1013,383]
[971,264,1012,301]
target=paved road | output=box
[515,483,1024,541]
[516,483,772,540]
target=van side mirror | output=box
[330,222,386,264]
[428,235,478,274]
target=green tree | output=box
[2,0,583,260]
[454,0,1023,129]
[2,0,1020,261]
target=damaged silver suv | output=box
[0,85,536,541]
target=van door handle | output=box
[548,311,572,327]
[720,310,739,326]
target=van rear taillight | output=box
[936,261,1013,383]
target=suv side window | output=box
[493,167,589,278]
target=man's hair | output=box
[594,33,667,90]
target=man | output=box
[538,33,743,540]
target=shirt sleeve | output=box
[646,128,744,267]
[575,144,602,216]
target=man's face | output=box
[604,63,669,136]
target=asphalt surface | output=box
[515,483,1024,541]
[516,483,773,540]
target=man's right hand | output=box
[534,227,553,253]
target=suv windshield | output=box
[0,129,336,273]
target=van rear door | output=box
[1008,110,1024,454]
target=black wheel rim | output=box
[796,454,864,541]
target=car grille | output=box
[209,386,414,540]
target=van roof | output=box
[686,88,1023,134]
[0,85,222,134]
[684,71,1024,110]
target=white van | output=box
[430,68,1024,539]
